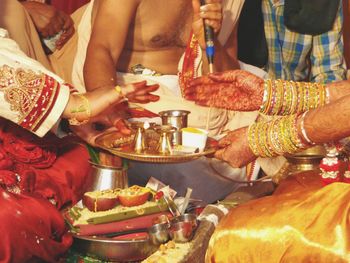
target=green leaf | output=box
[86,144,100,164]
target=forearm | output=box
[84,45,117,91]
[202,28,239,73]
[62,86,123,123]
[326,80,350,103]
[210,40,240,72]
[300,94,350,144]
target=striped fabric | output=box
[262,0,347,83]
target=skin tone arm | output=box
[84,0,140,91]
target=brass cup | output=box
[155,125,177,155]
[133,127,146,153]
[159,110,190,146]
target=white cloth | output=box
[0,29,70,137]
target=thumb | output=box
[114,119,132,135]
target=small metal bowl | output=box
[171,213,198,229]
[148,222,170,245]
[169,221,195,243]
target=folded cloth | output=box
[284,0,341,35]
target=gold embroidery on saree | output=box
[0,65,45,121]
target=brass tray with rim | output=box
[71,233,158,262]
[95,131,216,163]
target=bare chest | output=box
[128,0,193,50]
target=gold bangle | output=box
[68,94,91,126]
[299,111,315,145]
[114,85,124,97]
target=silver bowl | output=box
[171,213,198,229]
[72,234,158,262]
[85,162,128,192]
[169,221,195,243]
[148,222,170,245]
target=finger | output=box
[217,137,232,148]
[188,76,216,87]
[40,28,50,38]
[46,26,57,38]
[114,119,132,135]
[129,94,160,104]
[147,94,160,102]
[51,19,64,35]
[200,10,222,20]
[137,84,159,94]
[205,0,222,3]
[56,26,74,49]
[205,20,221,33]
[200,2,222,12]
[209,70,240,82]
[214,148,225,161]
[132,80,148,89]
[183,90,197,100]
[195,99,211,107]
[62,14,74,31]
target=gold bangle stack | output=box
[248,114,307,158]
[259,80,327,116]
[68,94,91,126]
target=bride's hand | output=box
[185,70,264,111]
[121,80,160,103]
[63,81,159,122]
[214,127,257,168]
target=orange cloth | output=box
[206,171,350,262]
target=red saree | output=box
[0,119,91,262]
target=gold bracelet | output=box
[299,111,315,145]
[68,94,91,126]
[114,85,125,98]
[114,85,122,95]
[247,124,260,156]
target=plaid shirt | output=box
[262,0,347,83]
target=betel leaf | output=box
[86,144,100,164]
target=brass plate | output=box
[95,131,216,163]
[72,233,157,262]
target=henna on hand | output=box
[185,70,264,111]
[214,127,256,168]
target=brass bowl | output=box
[285,145,326,172]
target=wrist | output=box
[64,94,91,126]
